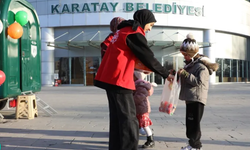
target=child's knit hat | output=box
[110,17,125,34]
[134,70,147,80]
[180,33,199,58]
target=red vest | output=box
[95,26,145,90]
[101,34,113,58]
[102,34,113,47]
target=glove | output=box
[177,69,184,75]
[178,69,189,78]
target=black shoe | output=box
[141,135,155,148]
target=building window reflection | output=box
[59,58,70,84]
[55,57,99,85]
[216,58,249,83]
[223,59,231,82]
[71,57,84,84]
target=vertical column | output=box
[246,62,249,82]
[151,72,155,83]
[242,61,244,81]
[175,56,179,72]
[161,57,164,85]
[236,60,239,82]
[229,60,232,80]
[99,57,101,65]
[203,29,216,84]
[83,57,86,85]
[248,38,250,61]
[69,57,72,84]
[41,28,55,86]
[247,38,250,82]
[221,59,224,82]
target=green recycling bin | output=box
[0,0,41,103]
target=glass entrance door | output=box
[58,58,70,84]
[56,57,100,85]
[71,57,84,84]
[85,57,99,85]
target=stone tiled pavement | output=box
[0,83,250,150]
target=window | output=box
[215,58,249,82]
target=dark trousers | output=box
[106,90,139,150]
[186,102,204,149]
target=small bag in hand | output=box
[159,73,181,115]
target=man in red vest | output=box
[95,9,172,150]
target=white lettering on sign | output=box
[31,45,37,58]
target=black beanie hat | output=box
[180,33,199,58]
[133,9,157,29]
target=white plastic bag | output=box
[159,73,181,115]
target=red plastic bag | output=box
[159,73,181,115]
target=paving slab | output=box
[0,83,250,150]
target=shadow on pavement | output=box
[155,136,250,147]
[0,137,108,150]
[0,128,250,148]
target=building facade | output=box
[27,0,250,86]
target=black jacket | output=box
[118,20,169,78]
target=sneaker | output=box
[181,145,202,150]
[139,128,146,135]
